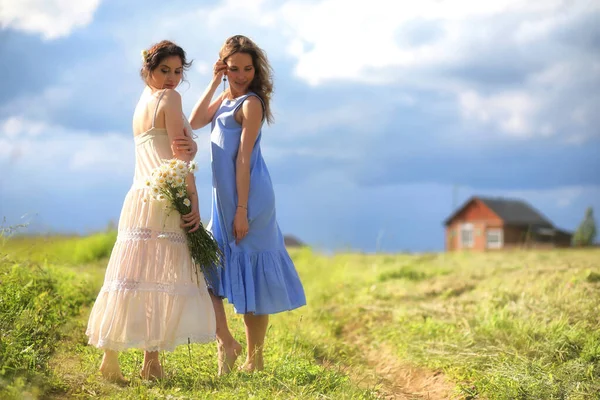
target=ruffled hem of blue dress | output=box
[207,248,307,315]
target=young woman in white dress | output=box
[86,40,216,383]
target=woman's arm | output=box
[163,89,192,162]
[172,125,198,159]
[163,89,202,232]
[233,96,263,243]
[189,60,227,130]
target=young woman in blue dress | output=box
[189,35,306,374]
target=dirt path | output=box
[341,327,459,399]
[363,342,456,399]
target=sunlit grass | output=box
[2,231,117,265]
[1,234,599,399]
[318,249,600,399]
[0,237,377,399]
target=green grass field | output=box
[1,233,599,399]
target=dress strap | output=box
[151,89,168,129]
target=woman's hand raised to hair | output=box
[212,60,227,86]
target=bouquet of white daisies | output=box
[145,159,222,281]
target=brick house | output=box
[444,196,572,251]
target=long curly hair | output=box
[219,35,274,125]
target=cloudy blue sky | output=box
[1,0,599,252]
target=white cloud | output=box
[1,117,46,138]
[0,115,212,191]
[174,0,598,143]
[514,1,600,43]
[271,0,569,84]
[0,0,101,40]
[456,54,600,139]
[1,86,74,122]
[0,116,133,180]
[458,90,541,138]
[202,0,275,30]
[3,0,597,146]
[68,133,133,171]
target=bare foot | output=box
[239,359,264,373]
[140,362,164,381]
[99,362,128,385]
[217,340,242,375]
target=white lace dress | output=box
[86,107,216,352]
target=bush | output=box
[2,231,117,265]
[0,259,95,396]
[62,231,117,264]
[572,207,597,247]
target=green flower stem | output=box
[164,187,223,285]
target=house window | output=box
[460,223,474,248]
[486,229,503,249]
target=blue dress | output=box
[206,92,306,315]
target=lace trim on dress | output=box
[100,279,201,295]
[156,231,187,244]
[117,228,187,244]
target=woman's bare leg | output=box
[240,313,269,372]
[141,351,164,380]
[210,291,242,374]
[100,350,128,384]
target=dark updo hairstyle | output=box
[140,40,192,84]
